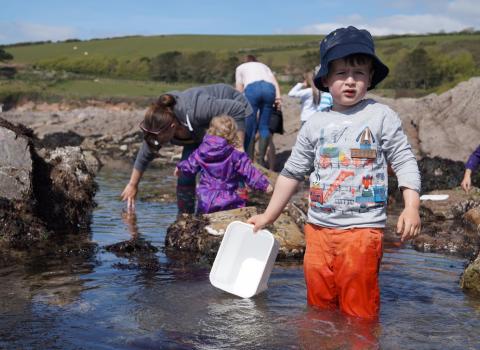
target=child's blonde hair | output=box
[207,115,240,148]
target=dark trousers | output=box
[243,80,276,153]
[176,143,200,214]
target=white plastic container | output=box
[209,221,280,298]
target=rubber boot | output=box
[257,135,271,168]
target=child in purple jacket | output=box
[175,115,273,214]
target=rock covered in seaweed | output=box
[0,117,98,249]
[165,206,305,261]
[413,188,480,256]
[460,206,480,294]
[461,253,480,295]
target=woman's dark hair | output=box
[245,55,257,62]
[144,94,177,131]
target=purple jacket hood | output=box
[196,134,235,162]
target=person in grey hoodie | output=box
[121,83,252,214]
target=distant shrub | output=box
[0,66,17,79]
[63,38,82,43]
[150,51,182,82]
[35,56,149,79]
[392,48,441,89]
[149,51,239,84]
[387,46,479,91]
[0,47,13,61]
[3,40,52,48]
[114,58,149,79]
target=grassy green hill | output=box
[1,32,480,103]
[6,33,480,68]
[6,35,321,64]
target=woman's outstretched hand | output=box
[121,182,138,212]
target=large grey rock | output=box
[35,146,98,230]
[0,117,98,250]
[0,125,32,201]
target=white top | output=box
[288,83,333,122]
[235,62,276,88]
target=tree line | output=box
[3,43,480,94]
[34,51,240,83]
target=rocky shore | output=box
[2,78,480,292]
[0,118,98,266]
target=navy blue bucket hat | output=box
[313,26,389,92]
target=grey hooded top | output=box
[134,83,252,172]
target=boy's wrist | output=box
[261,210,277,224]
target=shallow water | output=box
[1,167,480,349]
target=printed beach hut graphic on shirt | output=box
[309,125,387,214]
[351,127,377,159]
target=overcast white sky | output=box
[1,0,479,45]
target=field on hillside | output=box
[2,32,480,102]
[6,33,480,68]
[6,35,321,64]
[0,77,192,105]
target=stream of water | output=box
[1,167,480,349]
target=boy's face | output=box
[322,59,373,112]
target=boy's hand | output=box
[396,206,421,242]
[247,214,272,232]
[174,167,180,177]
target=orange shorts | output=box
[304,224,383,319]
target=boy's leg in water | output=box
[304,225,383,319]
[335,227,383,319]
[177,143,199,214]
[303,224,338,310]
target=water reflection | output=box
[1,167,480,349]
[295,308,380,350]
[122,209,140,240]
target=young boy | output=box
[248,26,421,319]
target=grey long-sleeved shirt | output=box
[134,83,252,172]
[281,99,421,229]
